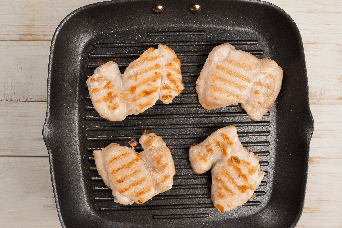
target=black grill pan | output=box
[43,0,314,227]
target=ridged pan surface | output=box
[43,0,314,227]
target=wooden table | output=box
[1,0,341,227]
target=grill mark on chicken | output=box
[223,58,253,71]
[132,86,159,102]
[253,81,273,90]
[95,91,119,103]
[92,88,99,94]
[128,48,157,68]
[248,166,257,175]
[118,177,147,194]
[108,102,120,110]
[221,168,252,193]
[157,174,171,184]
[127,64,161,81]
[220,133,233,145]
[134,186,153,198]
[154,163,168,173]
[110,155,141,175]
[166,66,182,74]
[165,62,174,67]
[211,74,248,91]
[161,84,171,90]
[227,156,250,184]
[216,204,225,213]
[107,103,119,110]
[231,156,258,176]
[152,154,164,166]
[137,97,155,112]
[172,57,181,65]
[128,72,161,94]
[89,76,104,82]
[216,176,234,197]
[108,151,130,165]
[161,95,173,101]
[198,152,208,163]
[153,154,164,161]
[210,85,243,100]
[102,81,112,90]
[165,72,182,92]
[115,169,141,183]
[205,144,214,156]
[216,190,226,199]
[142,55,159,62]
[216,65,252,83]
[144,135,154,148]
[214,140,228,157]
[262,72,275,79]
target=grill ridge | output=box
[83,37,272,217]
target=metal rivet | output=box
[152,5,164,14]
[189,4,201,13]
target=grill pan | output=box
[43,0,314,227]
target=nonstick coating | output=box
[43,0,314,227]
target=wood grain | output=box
[0,0,341,44]
[1,101,341,227]
[0,101,47,156]
[271,0,342,43]
[0,42,341,104]
[0,0,341,227]
[0,0,100,41]
[0,41,49,101]
[0,157,60,227]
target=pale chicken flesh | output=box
[189,126,264,212]
[196,43,283,120]
[93,132,175,205]
[87,44,183,121]
[86,61,128,121]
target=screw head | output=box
[152,5,165,14]
[189,4,201,13]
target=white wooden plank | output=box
[1,100,342,158]
[296,104,342,227]
[0,101,47,156]
[0,0,100,41]
[297,157,342,227]
[310,104,342,152]
[0,41,49,102]
[298,159,342,227]
[0,147,341,227]
[0,0,341,44]
[268,0,342,45]
[0,103,341,226]
[0,157,61,227]
[306,43,342,105]
[1,41,341,104]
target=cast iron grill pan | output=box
[43,0,314,227]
